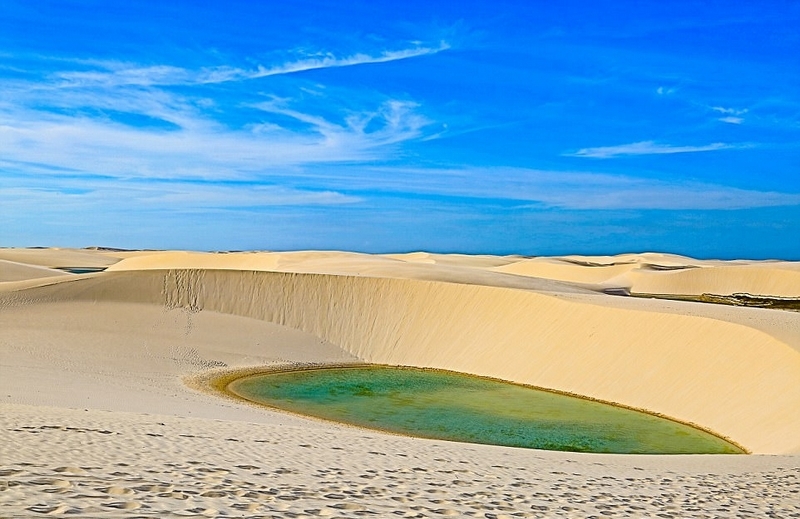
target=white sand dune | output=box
[0,259,67,282]
[495,253,800,298]
[2,248,799,517]
[0,247,124,269]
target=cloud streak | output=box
[310,166,800,211]
[0,171,360,217]
[0,101,429,180]
[567,141,734,158]
[0,37,449,185]
[712,106,747,116]
[6,162,797,218]
[712,106,747,125]
[52,42,450,88]
[0,45,436,181]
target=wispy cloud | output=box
[712,106,747,115]
[0,43,439,181]
[252,98,430,147]
[0,165,360,223]
[0,174,361,250]
[7,161,797,215]
[52,42,450,88]
[567,141,734,158]
[0,40,446,236]
[0,100,429,180]
[335,167,800,211]
[712,106,747,124]
[0,37,452,239]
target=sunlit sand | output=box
[1,247,799,516]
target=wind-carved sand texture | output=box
[1,248,799,517]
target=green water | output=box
[228,366,743,454]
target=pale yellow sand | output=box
[2,248,799,517]
[0,259,66,282]
[0,247,125,269]
[494,253,800,297]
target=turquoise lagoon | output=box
[228,365,743,454]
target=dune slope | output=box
[6,265,800,454]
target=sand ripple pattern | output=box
[2,407,799,518]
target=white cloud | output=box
[0,57,434,181]
[339,167,800,211]
[0,100,429,180]
[0,174,360,215]
[52,42,450,88]
[567,141,733,158]
[0,41,445,183]
[251,98,430,148]
[148,184,358,207]
[712,106,747,115]
[13,163,794,213]
[712,106,747,124]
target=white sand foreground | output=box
[1,248,799,518]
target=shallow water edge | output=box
[197,363,747,455]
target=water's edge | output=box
[192,363,748,454]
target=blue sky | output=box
[1,1,799,258]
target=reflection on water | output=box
[229,365,744,454]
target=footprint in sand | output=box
[99,485,134,496]
[134,483,173,492]
[52,466,86,475]
[26,504,72,515]
[27,478,71,490]
[103,501,141,510]
[231,502,263,512]
[158,491,190,500]
[186,507,219,516]
[200,490,228,498]
[330,502,364,511]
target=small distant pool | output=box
[55,267,107,274]
[226,365,744,454]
